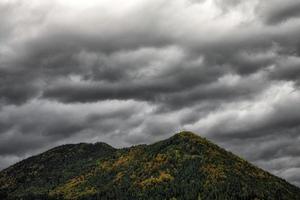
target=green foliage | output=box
[1,131,300,200]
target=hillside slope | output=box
[1,132,300,200]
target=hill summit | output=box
[1,131,300,199]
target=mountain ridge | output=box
[1,131,300,200]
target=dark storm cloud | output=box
[257,0,300,25]
[0,69,42,104]
[220,130,300,186]
[0,99,152,170]
[41,52,227,105]
[1,0,299,107]
[1,0,300,186]
[188,84,300,140]
[268,56,300,83]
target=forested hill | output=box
[1,131,300,200]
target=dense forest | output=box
[1,131,300,200]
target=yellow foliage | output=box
[205,148,221,161]
[99,148,143,172]
[201,163,226,187]
[139,171,174,188]
[113,155,131,167]
[114,172,125,183]
[50,175,96,199]
[234,160,269,179]
[0,175,16,188]
[247,168,269,179]
[143,153,168,172]
[99,160,113,171]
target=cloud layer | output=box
[1,0,300,186]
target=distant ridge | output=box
[1,131,300,199]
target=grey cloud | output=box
[1,0,300,107]
[1,0,300,187]
[280,168,300,187]
[40,48,228,105]
[162,72,270,109]
[268,56,300,83]
[221,134,300,186]
[0,155,21,171]
[199,89,300,140]
[0,131,49,156]
[0,69,42,105]
[0,99,151,156]
[213,0,243,12]
[257,0,300,25]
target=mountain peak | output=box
[159,131,217,152]
[172,131,210,144]
[1,131,300,200]
[174,131,201,139]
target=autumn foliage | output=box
[1,132,300,200]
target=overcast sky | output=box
[1,0,300,186]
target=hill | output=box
[1,131,300,199]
